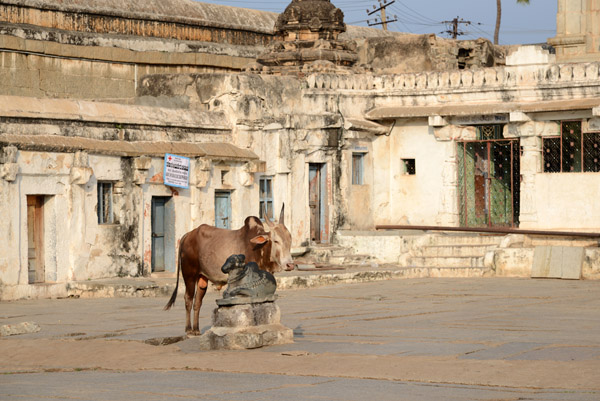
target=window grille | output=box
[259,176,273,220]
[543,121,600,173]
[476,125,503,140]
[97,182,114,224]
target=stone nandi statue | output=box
[217,254,277,306]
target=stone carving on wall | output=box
[194,157,211,188]
[0,146,18,182]
[133,156,151,185]
[69,151,93,185]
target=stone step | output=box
[427,234,503,246]
[416,245,495,258]
[406,256,485,269]
[342,254,373,265]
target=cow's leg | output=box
[183,275,197,335]
[192,276,208,335]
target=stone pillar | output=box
[439,142,459,226]
[517,134,541,228]
[433,124,477,226]
[0,146,18,182]
[506,120,559,229]
[69,151,94,282]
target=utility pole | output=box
[366,0,397,31]
[441,16,471,39]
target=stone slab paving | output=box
[1,278,599,400]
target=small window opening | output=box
[221,170,230,185]
[457,48,472,70]
[97,182,114,224]
[402,159,416,175]
[259,176,274,220]
[352,153,365,185]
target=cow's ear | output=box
[250,234,269,245]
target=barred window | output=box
[259,176,273,220]
[543,121,600,173]
[352,153,365,185]
[97,182,114,224]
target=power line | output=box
[440,17,474,39]
[366,0,397,31]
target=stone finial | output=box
[275,0,346,41]
[256,0,357,74]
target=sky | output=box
[196,0,557,45]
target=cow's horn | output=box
[279,203,285,226]
[263,203,274,227]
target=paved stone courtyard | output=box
[1,277,599,400]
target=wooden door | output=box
[27,195,44,284]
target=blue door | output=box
[151,197,168,272]
[215,191,231,229]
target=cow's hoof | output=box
[186,330,201,337]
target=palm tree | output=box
[494,0,530,45]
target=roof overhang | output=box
[0,134,259,161]
[366,98,600,121]
[0,96,230,131]
[345,118,390,135]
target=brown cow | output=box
[164,204,294,335]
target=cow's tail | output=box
[164,235,184,311]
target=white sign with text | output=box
[164,153,190,189]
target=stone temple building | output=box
[1,0,599,299]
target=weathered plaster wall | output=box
[372,120,448,226]
[532,173,600,231]
[0,33,256,101]
[357,35,497,74]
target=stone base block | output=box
[195,302,294,350]
[197,323,293,350]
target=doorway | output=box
[27,195,45,284]
[151,196,172,273]
[457,138,520,228]
[309,163,328,243]
[215,191,231,229]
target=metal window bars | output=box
[457,127,520,228]
[543,120,600,173]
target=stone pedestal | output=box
[196,302,293,350]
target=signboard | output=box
[164,154,190,189]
